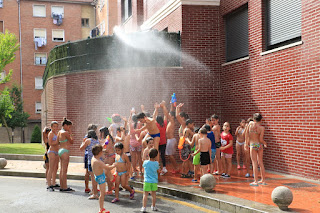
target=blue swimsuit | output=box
[115,155,127,176]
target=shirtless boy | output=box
[190,128,201,182]
[211,114,221,175]
[193,128,212,177]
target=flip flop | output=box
[98,208,110,213]
[111,198,120,203]
[258,182,267,185]
[130,189,135,199]
[249,183,259,186]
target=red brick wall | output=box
[220,0,320,179]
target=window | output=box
[33,5,46,17]
[265,0,301,49]
[0,71,5,81]
[35,102,42,114]
[121,0,132,23]
[52,29,64,42]
[0,0,3,8]
[35,53,47,65]
[35,77,43,90]
[51,6,64,18]
[81,18,89,27]
[34,28,46,39]
[0,21,3,33]
[225,4,248,62]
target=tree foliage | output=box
[0,30,19,84]
[0,88,15,142]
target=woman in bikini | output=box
[46,121,59,191]
[245,113,267,186]
[235,119,246,170]
[57,117,74,192]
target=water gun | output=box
[178,136,185,150]
[104,135,110,149]
[106,117,112,123]
[170,93,177,107]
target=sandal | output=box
[130,189,135,199]
[98,208,110,213]
[249,182,259,186]
[111,198,120,203]
[88,194,99,200]
[106,190,113,195]
[85,188,91,193]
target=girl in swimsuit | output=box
[235,119,246,170]
[43,126,51,190]
[57,117,74,192]
[129,113,143,178]
[46,121,59,191]
[245,113,267,186]
[112,142,135,203]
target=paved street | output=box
[0,176,222,213]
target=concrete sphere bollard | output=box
[200,174,216,192]
[271,186,293,210]
[0,158,7,169]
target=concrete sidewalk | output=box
[0,157,319,213]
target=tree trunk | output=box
[1,116,12,143]
[11,128,15,143]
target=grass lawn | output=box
[0,143,46,155]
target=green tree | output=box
[6,85,30,143]
[31,125,42,143]
[0,30,19,84]
[0,88,14,142]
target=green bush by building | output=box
[30,125,41,143]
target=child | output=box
[190,128,200,182]
[204,124,216,173]
[91,144,116,213]
[245,113,267,186]
[46,121,59,191]
[180,119,194,178]
[193,128,212,177]
[220,122,233,178]
[142,137,154,161]
[211,114,221,175]
[80,130,101,199]
[235,119,246,170]
[243,117,253,178]
[141,148,160,213]
[42,126,51,190]
[112,142,135,203]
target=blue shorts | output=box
[84,152,88,169]
[211,149,216,162]
[94,172,106,185]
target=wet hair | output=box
[224,122,232,133]
[253,113,263,122]
[185,119,193,126]
[194,127,200,133]
[156,115,164,127]
[132,115,139,129]
[204,124,211,132]
[211,114,219,120]
[92,144,103,156]
[169,111,176,118]
[206,118,211,122]
[146,137,154,144]
[149,148,158,159]
[44,127,51,134]
[87,130,98,140]
[179,112,189,119]
[136,112,146,119]
[87,124,98,131]
[114,142,124,150]
[247,117,253,123]
[62,117,72,126]
[112,114,122,123]
[199,128,207,134]
[99,126,114,143]
[50,121,58,127]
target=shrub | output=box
[30,125,41,143]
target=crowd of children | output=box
[43,100,267,213]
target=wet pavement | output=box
[1,159,320,212]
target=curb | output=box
[0,170,84,180]
[0,153,83,163]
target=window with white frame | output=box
[34,28,46,39]
[33,5,46,17]
[121,0,132,23]
[0,71,5,81]
[35,102,42,114]
[52,29,64,42]
[35,77,43,90]
[51,6,64,17]
[35,53,47,65]
[265,0,301,50]
[0,0,3,8]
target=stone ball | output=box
[271,186,293,210]
[200,174,216,192]
[0,158,7,169]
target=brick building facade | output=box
[0,0,94,142]
[41,0,320,180]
